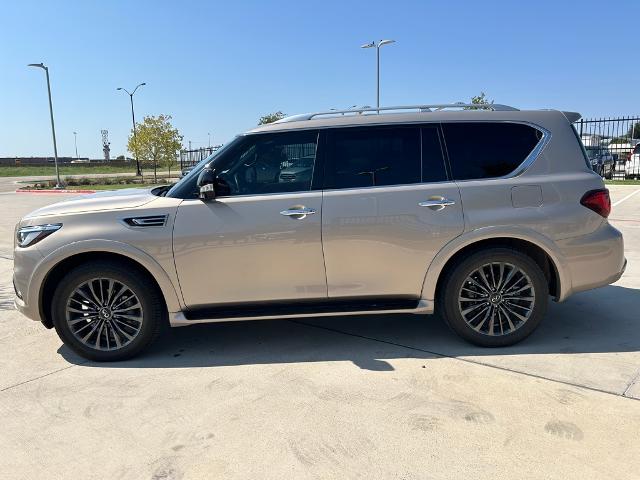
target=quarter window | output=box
[442,122,542,180]
[324,127,421,189]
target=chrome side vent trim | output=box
[122,215,168,228]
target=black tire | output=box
[52,260,165,361]
[437,248,548,347]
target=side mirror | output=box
[197,167,216,201]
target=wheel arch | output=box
[422,230,568,308]
[36,242,182,328]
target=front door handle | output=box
[280,207,316,219]
[418,197,456,211]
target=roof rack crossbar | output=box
[275,103,519,123]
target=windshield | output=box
[166,137,241,198]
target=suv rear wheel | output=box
[51,261,165,361]
[438,248,548,347]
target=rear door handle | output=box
[280,207,316,218]
[418,198,456,210]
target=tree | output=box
[258,111,286,125]
[628,122,640,140]
[127,114,183,182]
[609,122,640,144]
[465,92,494,110]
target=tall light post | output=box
[208,132,211,149]
[73,131,79,160]
[360,40,396,111]
[28,63,62,188]
[117,83,146,176]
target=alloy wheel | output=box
[65,278,144,351]
[457,262,535,336]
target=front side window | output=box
[324,126,421,189]
[442,122,542,180]
[214,131,318,196]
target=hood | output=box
[24,188,158,219]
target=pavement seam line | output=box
[622,368,640,398]
[0,362,88,393]
[290,320,639,402]
[612,188,640,207]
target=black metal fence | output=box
[179,146,222,171]
[575,116,640,179]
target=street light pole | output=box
[117,83,146,176]
[28,63,62,188]
[361,40,396,112]
[73,131,79,160]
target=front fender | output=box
[419,226,571,305]
[27,239,184,321]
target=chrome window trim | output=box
[234,120,551,193]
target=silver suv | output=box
[14,104,626,361]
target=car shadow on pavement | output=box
[58,285,640,371]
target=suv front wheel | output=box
[51,261,165,361]
[438,248,548,347]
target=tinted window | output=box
[443,122,541,180]
[214,131,318,196]
[324,127,421,189]
[421,126,448,183]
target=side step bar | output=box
[170,298,434,327]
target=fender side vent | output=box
[123,215,168,227]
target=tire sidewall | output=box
[440,248,548,347]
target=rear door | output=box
[321,124,465,299]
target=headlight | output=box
[16,224,62,248]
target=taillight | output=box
[580,189,611,218]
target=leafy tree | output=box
[258,111,286,125]
[128,114,183,182]
[609,122,640,144]
[465,92,494,110]
[628,122,640,140]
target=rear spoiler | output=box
[562,111,582,123]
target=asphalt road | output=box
[0,185,639,479]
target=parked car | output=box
[626,143,640,179]
[278,155,315,184]
[585,146,615,179]
[13,104,626,361]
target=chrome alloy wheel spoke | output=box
[458,262,535,336]
[65,278,143,351]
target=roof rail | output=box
[274,103,519,123]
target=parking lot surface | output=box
[1,185,639,479]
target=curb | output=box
[16,189,96,194]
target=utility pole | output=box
[73,131,79,160]
[28,63,62,188]
[360,40,396,111]
[117,83,146,176]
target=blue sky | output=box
[1,0,639,158]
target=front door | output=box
[321,124,465,299]
[173,130,327,308]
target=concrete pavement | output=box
[0,185,639,479]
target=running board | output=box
[170,298,434,327]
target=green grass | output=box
[0,165,179,177]
[85,184,166,190]
[605,179,640,185]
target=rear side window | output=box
[442,122,542,180]
[324,126,421,189]
[421,126,448,183]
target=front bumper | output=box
[13,244,45,323]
